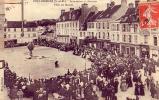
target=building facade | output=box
[4,21,39,46]
[86,0,128,49]
[0,1,5,48]
[56,4,98,45]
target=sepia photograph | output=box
[1,0,159,100]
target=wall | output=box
[0,3,5,48]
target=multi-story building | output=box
[110,0,159,60]
[4,21,39,46]
[0,1,5,48]
[86,0,128,49]
[118,2,140,56]
[138,0,159,60]
[56,3,98,45]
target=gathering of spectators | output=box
[3,45,159,100]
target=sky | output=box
[4,0,147,21]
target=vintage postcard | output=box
[1,0,159,100]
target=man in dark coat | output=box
[139,82,145,96]
[134,82,140,96]
[113,79,119,93]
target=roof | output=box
[120,8,139,23]
[97,5,121,19]
[82,12,96,30]
[88,11,103,22]
[59,9,81,22]
[37,19,56,26]
[7,21,38,28]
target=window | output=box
[80,32,82,37]
[117,24,119,31]
[14,34,16,38]
[8,28,10,32]
[134,35,138,43]
[73,22,74,27]
[107,22,109,29]
[103,32,105,39]
[76,22,78,28]
[4,28,6,32]
[92,32,94,37]
[129,35,132,43]
[83,32,85,37]
[112,34,115,40]
[32,28,35,31]
[92,23,94,28]
[99,32,101,38]
[123,35,126,42]
[88,23,91,28]
[134,24,138,32]
[103,23,105,29]
[33,33,36,37]
[14,28,16,32]
[144,35,148,44]
[122,24,126,32]
[89,32,91,36]
[117,34,119,41]
[107,32,110,39]
[27,28,31,32]
[127,25,131,32]
[154,37,157,46]
[98,23,101,29]
[4,34,6,38]
[111,24,114,31]
[8,34,10,38]
[28,34,30,38]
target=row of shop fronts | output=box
[56,35,159,60]
[79,37,159,59]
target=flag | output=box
[139,2,159,29]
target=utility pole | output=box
[21,0,24,37]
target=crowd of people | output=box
[3,46,159,100]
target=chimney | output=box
[129,3,134,8]
[69,8,74,19]
[135,0,140,8]
[107,3,110,8]
[61,10,65,15]
[110,1,115,7]
[82,3,88,9]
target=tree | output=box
[27,42,35,58]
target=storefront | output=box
[110,42,120,53]
[120,43,138,56]
[139,45,150,58]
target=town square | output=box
[1,0,159,100]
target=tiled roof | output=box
[88,11,103,22]
[59,9,81,22]
[7,21,38,28]
[97,5,121,19]
[120,8,139,23]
